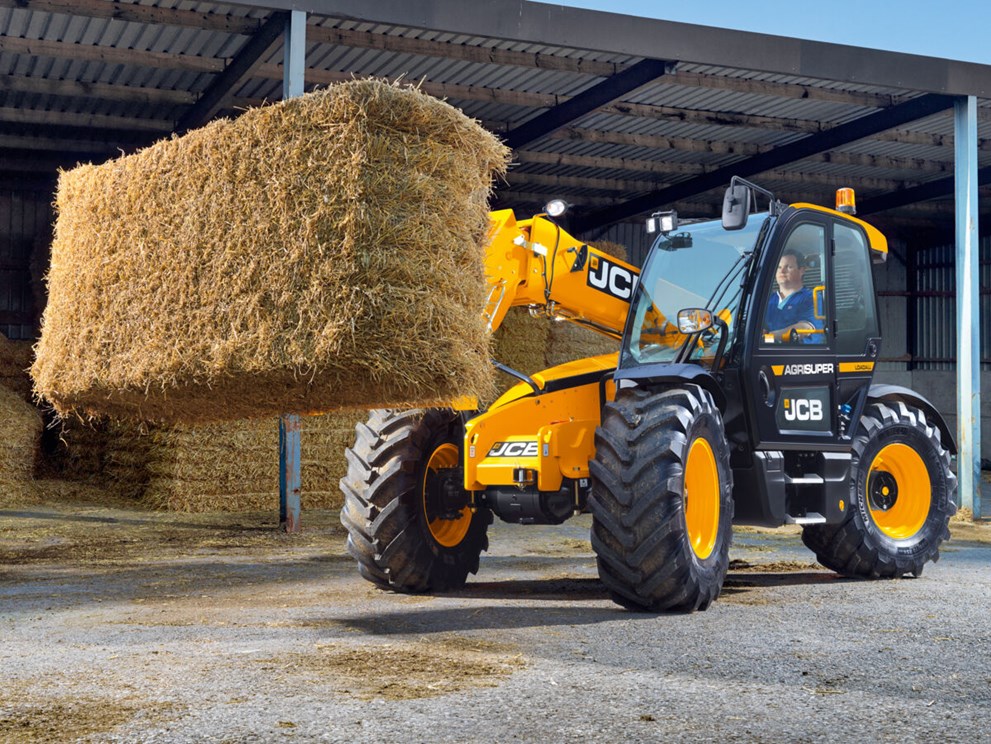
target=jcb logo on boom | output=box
[487,441,539,457]
[783,398,824,422]
[588,257,638,302]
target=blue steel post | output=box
[279,9,307,533]
[279,414,302,532]
[954,96,982,518]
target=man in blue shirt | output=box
[765,248,824,344]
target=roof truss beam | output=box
[2,6,946,112]
[573,93,958,231]
[515,149,956,179]
[174,11,289,134]
[860,166,991,214]
[0,0,261,35]
[502,59,669,149]
[0,35,225,72]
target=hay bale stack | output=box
[546,239,626,367]
[0,384,42,501]
[592,240,629,264]
[545,322,619,368]
[502,239,627,371]
[490,308,550,395]
[139,414,362,513]
[44,419,115,482]
[31,234,51,324]
[100,413,363,512]
[0,335,34,402]
[33,80,509,425]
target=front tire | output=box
[802,401,957,578]
[340,408,491,592]
[589,385,733,612]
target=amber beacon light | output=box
[835,187,856,215]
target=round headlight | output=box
[544,199,569,218]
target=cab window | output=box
[833,222,880,355]
[760,222,828,347]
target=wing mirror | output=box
[721,183,751,231]
[677,308,714,334]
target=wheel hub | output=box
[425,466,470,520]
[868,470,899,511]
[422,442,473,548]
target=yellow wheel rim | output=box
[684,437,720,560]
[867,443,931,540]
[423,443,471,548]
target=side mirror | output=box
[677,308,714,334]
[721,184,751,231]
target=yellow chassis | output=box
[463,353,618,493]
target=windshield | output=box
[621,214,770,368]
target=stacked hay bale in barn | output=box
[490,309,550,395]
[29,80,508,511]
[0,334,34,402]
[33,79,508,426]
[492,239,627,388]
[545,240,627,368]
[92,414,362,512]
[0,383,43,504]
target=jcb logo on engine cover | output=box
[588,256,638,302]
[775,386,830,432]
[487,441,539,457]
[783,398,823,422]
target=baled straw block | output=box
[32,80,509,425]
[0,336,34,402]
[48,413,361,512]
[546,240,626,367]
[0,383,42,496]
[492,239,628,383]
[134,414,361,512]
[490,308,550,395]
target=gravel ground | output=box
[1,501,990,743]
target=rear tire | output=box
[589,385,733,612]
[802,401,956,578]
[340,408,491,592]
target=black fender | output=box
[613,363,727,412]
[868,383,957,455]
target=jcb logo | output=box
[783,398,824,422]
[487,441,539,457]
[588,256,638,302]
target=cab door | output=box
[746,211,838,449]
[743,209,881,450]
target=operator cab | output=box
[618,179,889,524]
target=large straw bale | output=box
[492,239,628,377]
[0,384,42,501]
[32,80,509,425]
[490,308,549,395]
[99,413,362,512]
[37,412,361,512]
[546,322,618,368]
[592,240,628,264]
[0,335,34,402]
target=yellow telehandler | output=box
[340,178,957,611]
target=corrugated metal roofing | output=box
[1,0,989,240]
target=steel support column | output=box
[282,9,306,99]
[279,9,306,533]
[954,96,982,518]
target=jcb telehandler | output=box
[340,178,957,612]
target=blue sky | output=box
[554,1,991,65]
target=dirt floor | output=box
[1,495,990,742]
